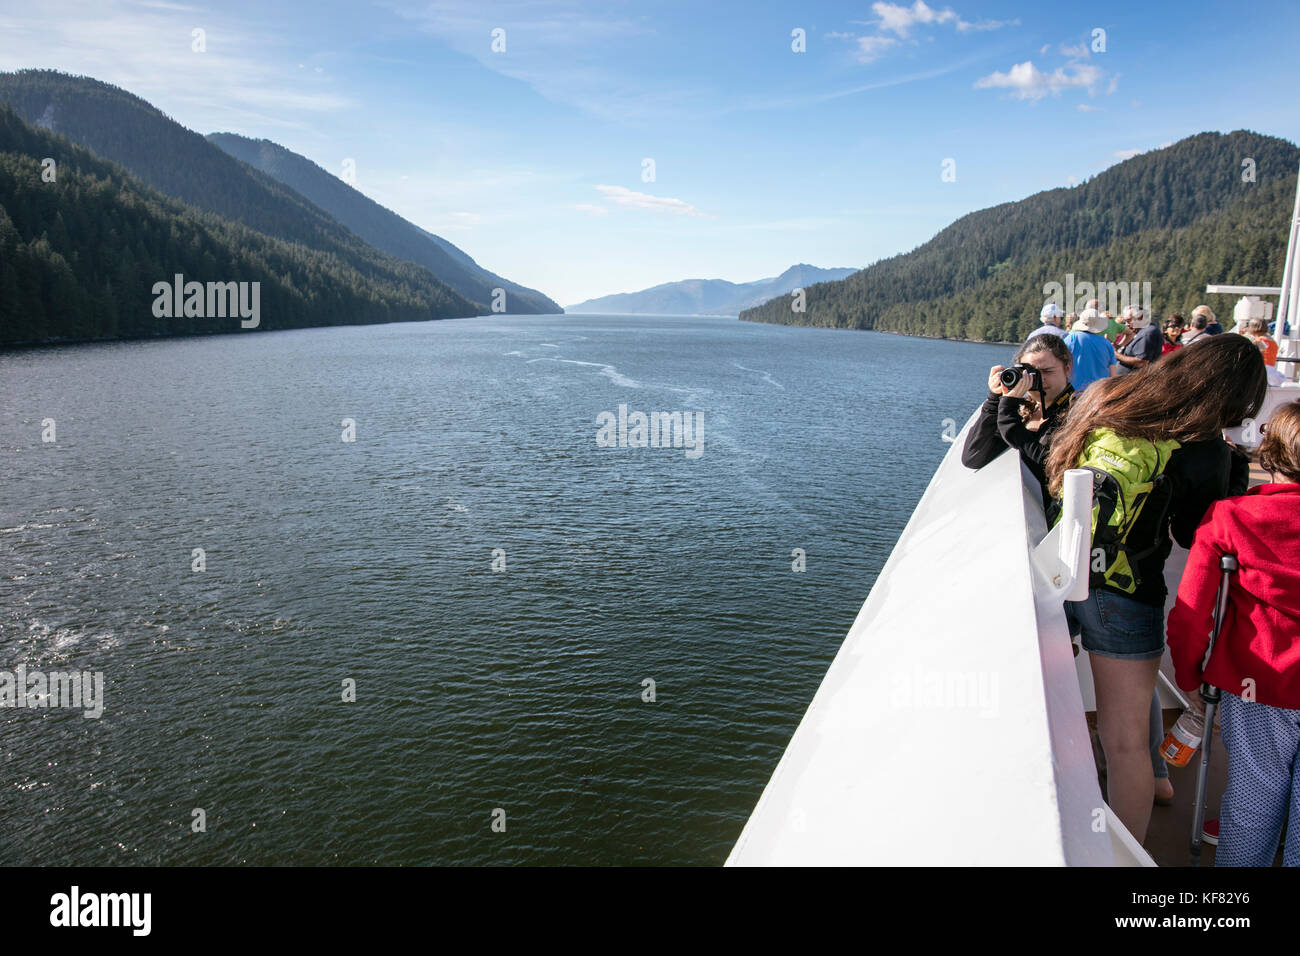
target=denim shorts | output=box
[1064,589,1166,661]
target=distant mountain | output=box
[566,264,857,315]
[0,106,461,345]
[0,69,483,320]
[206,132,560,315]
[740,131,1300,342]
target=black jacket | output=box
[961,386,1074,507]
[1122,436,1250,607]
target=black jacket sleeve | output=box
[995,397,1048,470]
[961,393,1008,470]
[1227,445,1251,497]
[1169,440,1232,549]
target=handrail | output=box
[727,415,1143,865]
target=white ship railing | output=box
[727,414,1153,866]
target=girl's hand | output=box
[988,365,1008,395]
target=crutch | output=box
[1190,553,1237,867]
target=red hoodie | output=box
[1167,483,1300,708]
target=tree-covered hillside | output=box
[0,69,484,319]
[0,106,472,345]
[740,131,1299,341]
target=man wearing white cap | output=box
[1063,306,1118,391]
[1027,302,1068,340]
[1115,305,1163,373]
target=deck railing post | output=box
[1030,467,1092,603]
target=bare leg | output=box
[1092,654,1162,843]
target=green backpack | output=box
[1067,428,1181,594]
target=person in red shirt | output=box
[1167,400,1300,866]
[1161,314,1185,355]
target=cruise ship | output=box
[727,170,1300,867]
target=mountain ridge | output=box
[0,104,470,345]
[740,130,1300,341]
[206,132,560,315]
[566,263,856,315]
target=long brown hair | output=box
[1046,335,1267,496]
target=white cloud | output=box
[1114,148,1143,159]
[380,1,688,123]
[0,0,357,132]
[573,203,609,216]
[1059,42,1089,60]
[1076,103,1100,112]
[874,1,958,36]
[872,0,1016,35]
[855,36,900,62]
[593,184,707,217]
[974,60,1103,101]
[956,16,1019,32]
[846,2,1015,65]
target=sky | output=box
[2,0,1299,306]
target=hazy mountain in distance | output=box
[566,264,857,315]
[207,132,560,315]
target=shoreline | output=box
[738,315,1018,347]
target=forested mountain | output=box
[0,69,485,319]
[0,106,473,345]
[740,131,1300,342]
[207,132,560,314]
[566,264,857,315]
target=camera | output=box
[999,364,1043,392]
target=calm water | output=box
[1,314,1001,865]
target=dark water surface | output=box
[1,314,1002,865]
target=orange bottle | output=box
[1160,708,1205,767]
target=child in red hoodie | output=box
[1168,400,1300,866]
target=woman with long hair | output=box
[1045,335,1265,844]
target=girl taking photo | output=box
[962,333,1075,507]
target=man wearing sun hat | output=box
[1063,306,1119,391]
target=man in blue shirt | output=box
[1063,307,1118,391]
[1116,305,1164,373]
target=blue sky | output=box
[3,0,1299,306]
